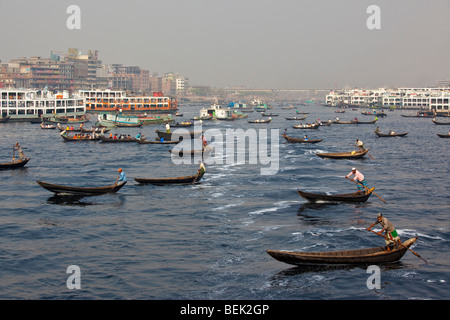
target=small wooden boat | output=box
[297,188,375,203]
[267,237,418,265]
[316,148,370,159]
[169,146,214,157]
[401,114,431,118]
[99,136,140,143]
[134,171,205,185]
[170,122,193,127]
[355,119,377,124]
[333,120,357,124]
[432,119,450,125]
[0,115,11,123]
[40,122,56,129]
[296,111,309,114]
[61,134,100,141]
[261,113,279,117]
[36,180,126,195]
[292,123,319,129]
[375,131,408,137]
[138,138,179,144]
[335,109,346,113]
[0,158,31,170]
[156,130,203,141]
[282,134,322,144]
[437,133,450,138]
[285,116,307,121]
[248,119,272,123]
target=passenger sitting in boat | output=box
[113,134,118,139]
[109,133,113,138]
[303,135,308,141]
[70,126,74,130]
[116,168,127,184]
[345,167,368,193]
[375,126,380,133]
[135,133,142,140]
[166,123,171,133]
[367,213,401,251]
[389,130,395,135]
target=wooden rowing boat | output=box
[297,188,375,202]
[138,139,179,144]
[285,116,307,120]
[36,180,126,195]
[0,116,11,123]
[169,146,214,157]
[61,134,100,141]
[375,131,408,137]
[432,119,450,125]
[134,171,205,185]
[0,157,31,170]
[316,148,370,159]
[99,136,141,142]
[248,119,272,123]
[40,122,56,129]
[267,237,418,265]
[282,134,322,144]
[437,133,450,138]
[292,123,319,129]
[333,119,377,124]
[155,130,202,141]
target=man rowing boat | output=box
[345,167,368,193]
[367,213,401,251]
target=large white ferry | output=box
[0,89,85,122]
[79,89,178,114]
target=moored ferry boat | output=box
[198,103,234,120]
[79,89,178,114]
[1,89,85,122]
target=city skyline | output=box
[1,0,449,89]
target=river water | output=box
[0,104,448,302]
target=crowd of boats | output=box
[2,100,447,267]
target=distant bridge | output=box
[223,88,331,96]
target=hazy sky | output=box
[1,0,449,89]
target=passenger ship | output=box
[79,90,178,114]
[0,89,85,122]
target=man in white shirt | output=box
[346,167,368,193]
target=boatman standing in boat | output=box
[345,167,368,193]
[13,143,25,161]
[367,213,401,251]
[355,139,365,151]
[116,168,127,185]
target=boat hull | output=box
[267,237,418,265]
[375,132,408,137]
[282,135,322,144]
[36,180,126,195]
[297,188,374,202]
[0,158,31,170]
[316,149,370,159]
[134,172,204,185]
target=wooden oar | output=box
[368,229,428,263]
[345,177,386,203]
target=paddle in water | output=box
[345,176,386,203]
